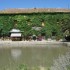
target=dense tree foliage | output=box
[0,13,70,39]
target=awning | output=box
[11,33,21,37]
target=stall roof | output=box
[10,29,21,33]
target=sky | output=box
[0,0,70,10]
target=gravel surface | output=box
[0,40,70,48]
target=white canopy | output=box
[11,33,21,37]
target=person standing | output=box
[32,34,36,41]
